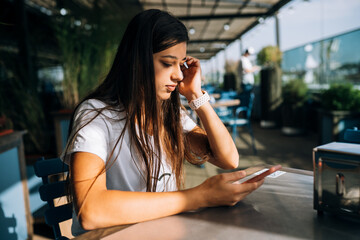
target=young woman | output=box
[62,9,263,236]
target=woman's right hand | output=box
[194,170,264,207]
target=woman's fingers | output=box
[182,56,200,70]
[198,172,264,208]
[178,55,203,99]
[226,179,264,205]
[220,170,247,183]
[234,178,264,193]
[208,171,264,206]
[185,56,200,68]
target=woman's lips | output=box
[166,85,176,91]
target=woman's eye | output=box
[162,62,172,67]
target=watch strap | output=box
[188,91,210,110]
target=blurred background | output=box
[0,0,360,239]
[1,0,359,158]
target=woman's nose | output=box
[171,66,183,82]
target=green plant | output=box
[0,67,49,153]
[282,79,308,107]
[54,16,123,109]
[321,83,360,111]
[257,45,282,67]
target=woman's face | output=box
[153,42,187,101]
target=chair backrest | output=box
[220,90,238,100]
[215,106,233,118]
[34,157,72,240]
[237,92,255,119]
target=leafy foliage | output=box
[257,45,282,67]
[321,83,360,111]
[282,79,308,107]
[54,15,126,109]
[0,61,49,153]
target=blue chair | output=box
[217,92,257,154]
[33,157,72,240]
[202,84,216,94]
[344,127,360,143]
[220,90,238,100]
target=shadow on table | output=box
[0,203,17,240]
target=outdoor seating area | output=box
[1,0,360,239]
[32,123,320,239]
[31,125,360,240]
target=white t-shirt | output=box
[241,56,255,85]
[61,99,196,236]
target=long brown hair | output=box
[65,9,205,207]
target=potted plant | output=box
[257,46,282,67]
[318,83,360,144]
[281,79,308,135]
[257,45,283,128]
[223,60,238,91]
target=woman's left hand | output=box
[178,56,203,101]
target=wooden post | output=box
[275,13,280,49]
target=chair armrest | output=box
[235,106,248,115]
[215,107,233,117]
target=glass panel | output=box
[282,29,360,86]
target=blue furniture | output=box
[344,127,360,143]
[219,90,237,100]
[34,157,72,240]
[318,110,360,144]
[216,92,257,154]
[0,131,32,240]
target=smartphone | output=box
[235,165,282,184]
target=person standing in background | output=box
[240,47,260,92]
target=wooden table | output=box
[209,99,240,108]
[73,168,360,240]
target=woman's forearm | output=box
[77,170,261,230]
[194,101,239,169]
[77,186,203,230]
[71,152,203,230]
